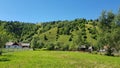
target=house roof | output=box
[5,42,14,46]
[80,45,86,48]
[13,42,19,45]
[20,43,30,46]
[5,42,30,46]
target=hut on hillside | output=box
[5,42,30,48]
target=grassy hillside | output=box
[0,15,120,53]
[36,27,72,45]
[0,19,100,51]
[0,51,120,68]
[34,20,99,49]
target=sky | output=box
[0,0,120,23]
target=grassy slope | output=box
[37,27,58,43]
[85,23,98,46]
[0,51,120,68]
[37,27,71,45]
[36,22,100,47]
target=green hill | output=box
[31,19,106,52]
[0,10,120,54]
[0,19,100,50]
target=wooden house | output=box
[5,42,30,48]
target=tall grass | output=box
[0,51,120,68]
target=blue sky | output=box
[0,0,120,23]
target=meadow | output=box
[0,51,120,68]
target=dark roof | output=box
[13,42,19,45]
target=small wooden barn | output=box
[5,42,30,48]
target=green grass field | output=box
[0,51,120,68]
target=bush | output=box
[91,35,97,40]
[46,43,55,50]
[83,35,87,39]
[88,28,91,30]
[38,42,44,49]
[89,28,96,34]
[54,42,63,50]
[105,48,114,56]
[62,44,69,51]
[69,37,72,41]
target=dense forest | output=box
[0,9,120,56]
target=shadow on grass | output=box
[3,54,13,57]
[0,58,10,62]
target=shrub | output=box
[62,44,69,51]
[91,35,97,40]
[83,35,87,39]
[105,48,114,56]
[46,43,55,50]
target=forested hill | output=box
[0,20,38,42]
[0,19,99,48]
[0,10,120,52]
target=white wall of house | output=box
[6,45,22,48]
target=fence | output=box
[2,48,33,53]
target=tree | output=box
[111,28,120,51]
[31,36,39,50]
[115,8,120,25]
[98,28,120,56]
[73,30,86,51]
[99,10,107,31]
[99,10,115,32]
[107,11,115,23]
[44,35,48,40]
[0,34,8,55]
